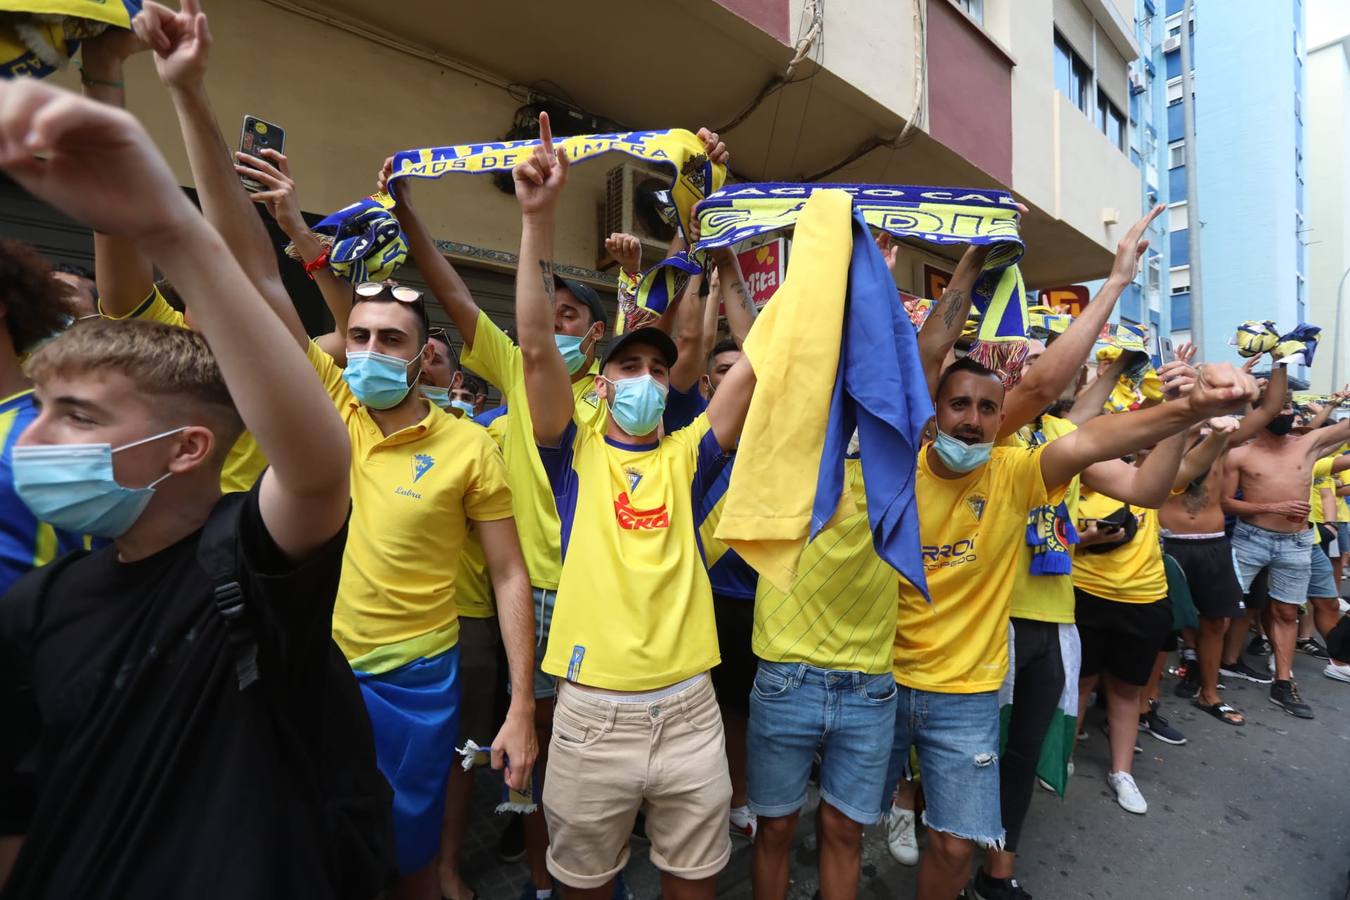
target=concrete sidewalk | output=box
[455,647,1350,899]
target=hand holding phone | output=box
[239,115,285,192]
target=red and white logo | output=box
[614,492,669,530]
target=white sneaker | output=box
[886,804,919,865]
[1106,771,1147,815]
[1324,662,1350,684]
[728,805,757,841]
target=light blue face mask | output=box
[602,373,668,437]
[932,429,993,474]
[555,331,596,376]
[344,347,423,409]
[449,399,475,418]
[12,426,188,538]
[419,384,451,409]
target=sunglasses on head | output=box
[355,281,422,303]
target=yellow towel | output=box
[714,190,856,592]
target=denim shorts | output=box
[746,661,897,825]
[1231,520,1315,605]
[507,586,558,700]
[883,687,1003,848]
[1308,543,1338,599]
[1338,523,1349,553]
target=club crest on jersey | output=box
[614,491,669,530]
[966,494,987,521]
[412,453,435,482]
[624,466,643,493]
[581,387,601,408]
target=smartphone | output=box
[1153,334,1175,366]
[238,115,285,192]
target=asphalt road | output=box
[461,647,1350,900]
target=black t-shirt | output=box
[0,486,357,899]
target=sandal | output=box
[1193,699,1244,726]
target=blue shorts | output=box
[1232,520,1316,605]
[1338,523,1349,552]
[883,687,1003,849]
[1309,543,1338,599]
[356,646,461,874]
[746,661,897,825]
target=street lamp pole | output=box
[1181,0,1203,356]
[1332,265,1350,390]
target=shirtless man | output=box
[1221,387,1350,718]
[1160,360,1286,726]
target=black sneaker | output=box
[970,868,1033,900]
[1297,638,1331,660]
[1247,635,1272,656]
[1220,658,1275,685]
[498,813,526,863]
[1139,710,1187,745]
[1269,679,1314,719]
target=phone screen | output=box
[239,116,285,192]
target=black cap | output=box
[555,275,608,329]
[601,326,678,371]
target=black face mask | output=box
[1266,414,1296,436]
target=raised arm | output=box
[1173,417,1237,485]
[918,243,992,398]
[1307,416,1350,458]
[511,114,575,446]
[1227,360,1287,444]
[668,271,708,392]
[1065,352,1129,425]
[0,79,350,556]
[999,205,1164,435]
[135,0,307,347]
[381,159,484,349]
[234,149,353,361]
[77,27,156,317]
[1041,363,1257,491]
[703,250,758,448]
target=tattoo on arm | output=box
[538,260,556,306]
[729,278,755,316]
[936,288,968,329]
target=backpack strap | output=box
[195,494,260,691]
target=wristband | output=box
[77,66,125,90]
[302,248,330,278]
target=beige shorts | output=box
[542,675,732,888]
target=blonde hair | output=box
[27,319,244,460]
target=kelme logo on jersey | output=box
[922,537,977,569]
[965,494,987,521]
[614,491,669,530]
[412,453,435,482]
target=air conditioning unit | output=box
[1162,34,1181,53]
[601,164,679,268]
[1129,67,1146,94]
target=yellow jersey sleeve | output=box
[304,338,356,407]
[460,311,522,394]
[99,285,187,328]
[465,430,514,523]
